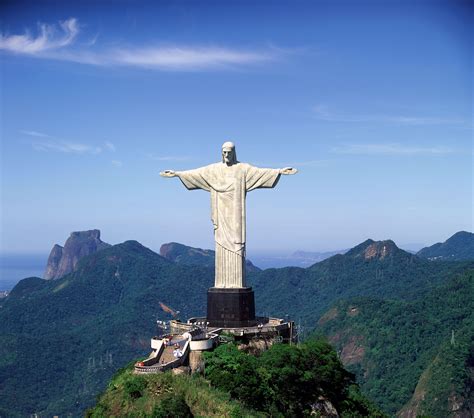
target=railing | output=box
[134,317,295,374]
[134,338,191,374]
[140,340,164,367]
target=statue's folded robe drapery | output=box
[177,162,280,288]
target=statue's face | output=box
[222,148,235,165]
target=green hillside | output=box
[251,239,469,323]
[316,268,474,415]
[417,231,474,261]
[87,363,259,417]
[88,338,385,417]
[159,241,261,272]
[398,316,474,418]
[1,237,471,416]
[0,241,213,417]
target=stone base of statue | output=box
[207,287,257,328]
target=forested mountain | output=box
[1,236,472,416]
[316,269,474,416]
[0,241,213,417]
[250,239,470,322]
[159,241,260,272]
[417,231,474,261]
[88,338,384,417]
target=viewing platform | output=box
[134,316,295,375]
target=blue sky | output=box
[1,0,472,255]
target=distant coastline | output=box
[0,254,46,291]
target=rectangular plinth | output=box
[207,287,256,328]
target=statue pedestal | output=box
[207,287,256,328]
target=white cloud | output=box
[32,139,102,154]
[108,46,272,70]
[23,129,105,155]
[0,18,79,54]
[332,143,454,156]
[105,141,116,152]
[111,160,123,167]
[20,130,51,138]
[312,105,465,126]
[0,18,277,71]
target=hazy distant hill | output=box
[250,248,347,269]
[417,231,474,261]
[317,268,474,416]
[160,242,261,272]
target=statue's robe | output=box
[177,162,280,288]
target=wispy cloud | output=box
[0,18,277,71]
[108,47,272,70]
[111,160,123,167]
[312,105,465,126]
[332,143,454,156]
[23,129,117,155]
[105,141,116,152]
[0,18,79,54]
[32,139,102,154]
[20,130,51,138]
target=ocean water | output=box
[0,254,47,291]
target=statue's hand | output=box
[160,170,177,177]
[280,167,298,175]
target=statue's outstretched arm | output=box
[160,170,180,178]
[279,167,298,175]
[160,167,211,191]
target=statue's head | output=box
[222,141,237,166]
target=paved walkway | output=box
[159,336,186,364]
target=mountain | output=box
[417,231,474,261]
[44,229,111,280]
[316,268,474,416]
[159,242,261,272]
[0,240,214,417]
[87,338,384,417]
[1,235,471,416]
[86,364,257,417]
[398,315,474,418]
[250,238,469,323]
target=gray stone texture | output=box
[44,229,110,280]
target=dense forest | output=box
[417,231,474,261]
[317,269,474,416]
[0,233,473,416]
[0,241,213,417]
[88,338,384,417]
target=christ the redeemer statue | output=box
[160,142,297,289]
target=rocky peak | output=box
[363,240,398,260]
[44,229,111,280]
[345,239,400,260]
[70,229,101,240]
[44,244,64,280]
